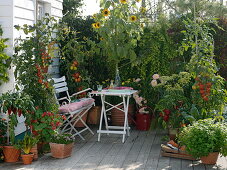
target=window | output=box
[37,2,44,20]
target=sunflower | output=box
[100,37,104,41]
[102,9,110,17]
[96,22,101,28]
[92,23,97,28]
[119,0,127,4]
[92,22,101,29]
[140,7,146,13]
[130,15,137,22]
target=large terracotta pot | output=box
[201,152,219,165]
[21,153,34,165]
[49,142,74,159]
[30,144,38,160]
[3,146,20,163]
[111,104,135,126]
[87,106,101,125]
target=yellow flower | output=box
[92,22,101,29]
[140,7,146,13]
[130,15,137,22]
[96,22,101,28]
[136,0,142,2]
[120,0,127,4]
[122,82,125,85]
[92,23,97,28]
[100,37,104,41]
[140,23,144,28]
[102,9,110,17]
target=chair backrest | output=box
[52,76,71,105]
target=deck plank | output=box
[144,129,164,170]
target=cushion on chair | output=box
[59,98,94,113]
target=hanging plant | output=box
[0,25,11,85]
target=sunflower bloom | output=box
[92,23,97,28]
[140,7,146,13]
[130,15,137,22]
[102,9,110,17]
[96,22,101,28]
[120,0,127,4]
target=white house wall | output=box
[0,0,63,136]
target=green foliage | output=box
[51,132,74,145]
[178,119,227,158]
[137,20,177,78]
[0,25,11,85]
[0,118,7,145]
[17,134,38,154]
[13,15,59,112]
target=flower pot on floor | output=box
[30,144,38,160]
[49,142,74,159]
[111,104,135,126]
[168,128,178,141]
[3,146,20,162]
[21,153,34,165]
[201,152,219,165]
[87,106,101,125]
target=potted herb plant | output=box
[178,119,227,164]
[49,132,74,159]
[18,134,38,165]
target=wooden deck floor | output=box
[0,128,226,170]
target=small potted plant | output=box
[18,134,38,165]
[178,119,227,164]
[49,132,74,159]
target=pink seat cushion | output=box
[59,98,94,113]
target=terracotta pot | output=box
[87,106,101,125]
[201,152,219,165]
[30,144,38,160]
[74,110,88,127]
[111,104,135,126]
[37,142,48,153]
[168,128,178,141]
[49,142,74,159]
[21,153,34,165]
[3,146,20,162]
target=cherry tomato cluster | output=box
[35,64,49,88]
[70,61,82,83]
[193,77,212,101]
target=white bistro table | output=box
[90,89,137,143]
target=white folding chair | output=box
[51,76,94,140]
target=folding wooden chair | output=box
[51,76,94,140]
